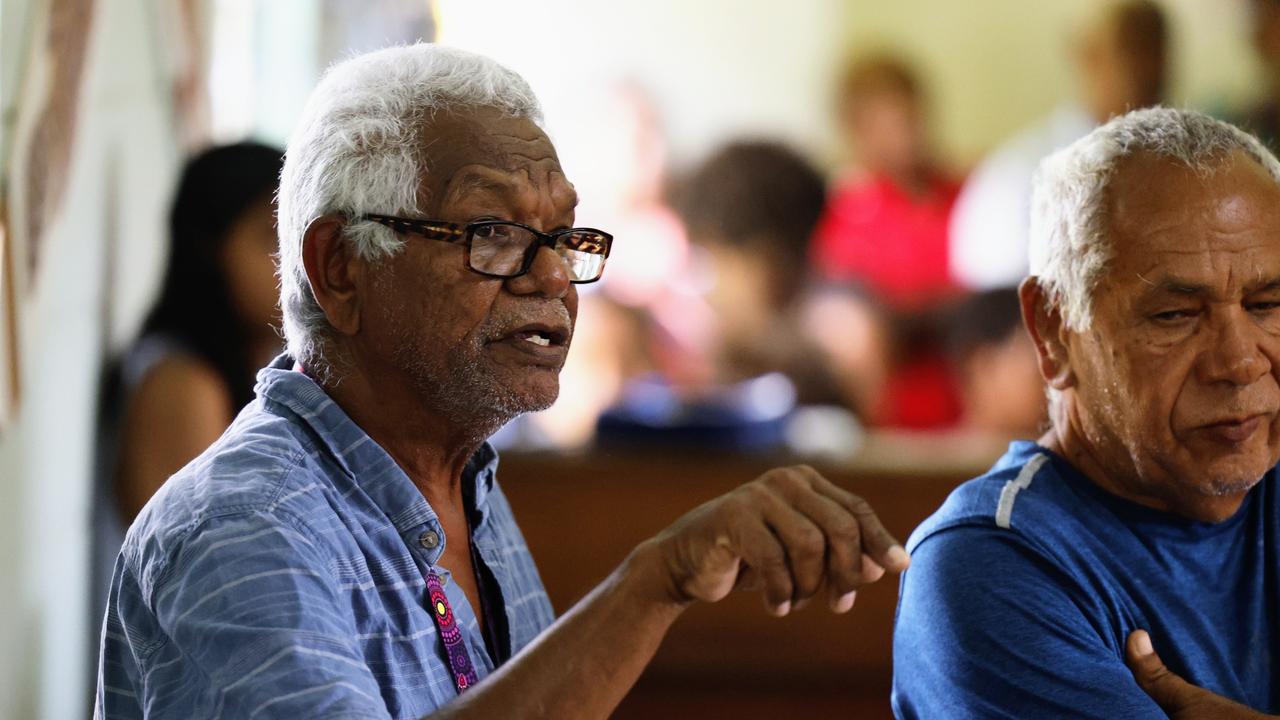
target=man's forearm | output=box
[430,539,686,719]
[428,464,909,718]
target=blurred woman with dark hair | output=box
[111,141,284,522]
[90,142,284,677]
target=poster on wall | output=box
[0,0,96,433]
[17,0,95,290]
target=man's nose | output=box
[1199,308,1270,386]
[505,245,571,299]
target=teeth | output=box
[523,334,551,347]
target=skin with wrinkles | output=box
[1024,151,1280,523]
[378,107,580,442]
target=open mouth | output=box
[503,325,569,348]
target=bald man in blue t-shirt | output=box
[893,109,1280,719]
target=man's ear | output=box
[301,215,364,337]
[1019,276,1075,391]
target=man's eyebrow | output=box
[1136,273,1208,296]
[453,170,515,196]
[1134,274,1280,296]
[1248,276,1280,294]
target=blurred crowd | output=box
[506,0,1182,454]
[100,0,1280,532]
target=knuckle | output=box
[829,519,862,546]
[728,482,758,504]
[741,482,775,506]
[796,527,825,556]
[757,547,788,571]
[759,471,786,490]
[791,464,818,479]
[848,495,873,515]
[776,473,811,497]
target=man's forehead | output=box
[1083,150,1280,306]
[1107,153,1280,248]
[1108,235,1280,302]
[420,107,559,174]
[1108,151,1279,215]
[415,106,571,209]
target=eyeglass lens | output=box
[469,223,607,281]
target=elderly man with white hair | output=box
[95,44,910,719]
[892,107,1280,718]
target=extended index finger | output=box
[800,468,910,572]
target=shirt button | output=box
[418,530,440,549]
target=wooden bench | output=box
[498,441,992,718]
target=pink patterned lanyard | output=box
[425,571,479,694]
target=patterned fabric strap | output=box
[426,571,479,694]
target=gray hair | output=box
[276,44,544,378]
[1029,106,1280,332]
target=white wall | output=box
[0,0,178,716]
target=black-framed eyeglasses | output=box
[358,213,613,284]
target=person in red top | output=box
[808,54,963,428]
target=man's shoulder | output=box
[122,402,342,585]
[907,442,1076,554]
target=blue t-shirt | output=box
[893,441,1279,719]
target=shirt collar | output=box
[254,354,500,531]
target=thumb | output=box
[1125,629,1197,712]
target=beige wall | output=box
[439,0,1264,176]
[437,0,848,184]
[843,0,1263,168]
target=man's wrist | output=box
[613,538,694,623]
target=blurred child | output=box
[943,288,1046,440]
[809,53,963,429]
[812,53,960,308]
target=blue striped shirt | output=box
[96,355,556,719]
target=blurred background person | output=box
[809,52,963,430]
[812,53,959,309]
[1236,0,1280,149]
[492,81,681,449]
[677,141,837,400]
[596,140,845,450]
[949,0,1169,290]
[92,142,283,600]
[104,142,284,523]
[942,287,1046,443]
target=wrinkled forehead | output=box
[414,106,574,213]
[1107,151,1280,239]
[1099,151,1280,290]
